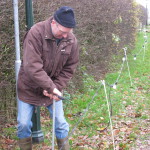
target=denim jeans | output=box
[17,99,69,139]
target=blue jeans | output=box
[17,99,69,139]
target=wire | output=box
[59,83,103,150]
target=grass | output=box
[0,30,149,149]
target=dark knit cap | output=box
[54,6,76,28]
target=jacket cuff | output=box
[53,82,63,92]
[46,83,56,94]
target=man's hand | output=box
[53,88,62,97]
[43,88,62,101]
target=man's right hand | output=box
[43,88,62,101]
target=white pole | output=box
[52,99,56,150]
[101,80,115,150]
[13,0,21,82]
[123,48,133,87]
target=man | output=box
[17,6,79,150]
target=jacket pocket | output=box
[42,49,52,73]
[61,48,71,66]
[23,79,43,95]
[53,49,71,77]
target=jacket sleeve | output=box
[53,39,79,91]
[23,26,56,93]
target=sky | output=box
[136,0,150,22]
[136,0,150,7]
[136,0,150,13]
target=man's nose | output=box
[62,33,68,38]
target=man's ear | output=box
[51,19,56,25]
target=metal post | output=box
[52,99,56,150]
[25,0,44,143]
[13,0,21,82]
[25,0,33,30]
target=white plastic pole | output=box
[123,48,133,86]
[101,80,115,150]
[13,0,21,82]
[52,99,56,150]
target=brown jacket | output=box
[17,17,79,106]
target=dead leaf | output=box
[5,139,14,144]
[124,91,128,95]
[113,129,120,135]
[120,128,127,132]
[136,90,141,94]
[97,127,106,131]
[126,128,132,134]
[100,117,104,120]
[67,114,72,117]
[138,87,143,90]
[135,113,142,118]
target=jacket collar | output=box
[44,17,74,43]
[44,17,54,40]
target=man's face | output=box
[51,20,72,39]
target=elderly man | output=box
[17,6,79,150]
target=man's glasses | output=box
[56,23,71,35]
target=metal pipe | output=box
[25,0,34,30]
[25,0,44,143]
[13,0,21,81]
